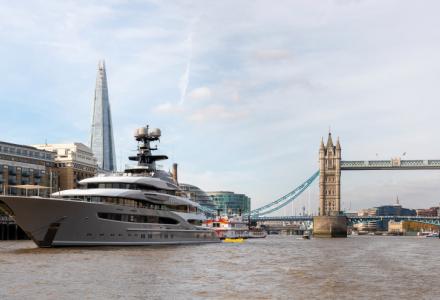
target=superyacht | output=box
[0,126,220,247]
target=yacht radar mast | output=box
[127,126,168,174]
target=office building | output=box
[180,183,217,211]
[33,143,97,190]
[207,191,251,216]
[0,141,58,197]
[90,60,116,171]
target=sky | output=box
[1,0,440,213]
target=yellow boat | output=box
[223,238,245,243]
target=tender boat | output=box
[302,230,311,239]
[0,125,220,247]
[224,238,244,243]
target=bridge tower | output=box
[319,132,341,216]
[314,132,347,237]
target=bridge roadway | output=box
[252,215,440,226]
[341,159,440,170]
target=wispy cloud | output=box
[178,18,198,105]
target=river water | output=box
[0,236,438,300]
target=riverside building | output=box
[0,141,58,197]
[416,207,440,217]
[356,199,417,231]
[180,183,217,211]
[33,143,97,190]
[207,191,251,216]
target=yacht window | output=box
[188,219,202,226]
[97,213,179,224]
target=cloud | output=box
[179,18,198,105]
[153,102,184,114]
[253,49,292,62]
[188,86,212,100]
[187,105,248,122]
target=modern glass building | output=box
[207,191,251,216]
[180,184,217,211]
[90,60,116,172]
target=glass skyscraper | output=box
[90,60,116,171]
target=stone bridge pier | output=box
[313,132,347,237]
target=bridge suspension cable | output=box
[247,171,319,216]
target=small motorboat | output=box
[302,231,311,239]
[224,238,245,243]
[426,232,439,238]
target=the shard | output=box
[90,60,116,171]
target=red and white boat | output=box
[203,215,267,239]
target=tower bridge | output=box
[341,159,440,170]
[251,215,440,227]
[239,132,440,237]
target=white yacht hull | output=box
[0,196,220,247]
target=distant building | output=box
[388,220,405,235]
[416,207,439,217]
[90,60,116,171]
[0,141,58,197]
[388,220,438,235]
[353,221,377,232]
[180,184,217,211]
[207,191,251,216]
[357,199,416,231]
[357,208,377,217]
[375,205,416,217]
[33,143,97,190]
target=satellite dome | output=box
[149,128,161,138]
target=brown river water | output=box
[0,236,439,300]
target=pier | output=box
[0,215,27,240]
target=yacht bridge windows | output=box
[57,195,198,213]
[97,212,179,224]
[81,182,176,195]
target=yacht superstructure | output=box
[0,126,220,247]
